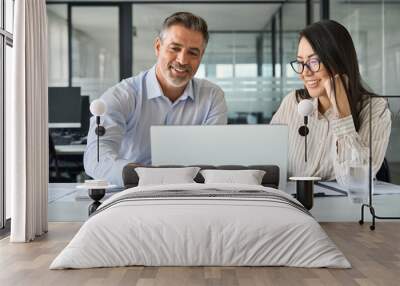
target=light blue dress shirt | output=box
[84,65,228,186]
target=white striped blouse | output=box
[270,91,392,185]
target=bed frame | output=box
[122,164,280,189]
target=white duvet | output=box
[50,183,351,269]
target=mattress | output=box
[50,183,351,269]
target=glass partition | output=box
[0,22,3,230]
[1,0,14,229]
[331,0,400,181]
[132,3,295,124]
[281,1,306,90]
[386,98,400,185]
[5,44,12,220]
[331,0,400,225]
[44,1,400,223]
[5,0,13,33]
[71,6,119,101]
[47,4,68,87]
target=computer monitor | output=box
[48,87,81,128]
[151,125,288,190]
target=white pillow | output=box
[200,169,266,185]
[136,167,201,186]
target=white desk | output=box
[48,183,90,222]
[48,182,400,222]
[55,144,86,155]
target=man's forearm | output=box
[83,147,131,187]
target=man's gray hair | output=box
[159,12,209,45]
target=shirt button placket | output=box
[164,106,174,125]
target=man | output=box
[84,12,228,186]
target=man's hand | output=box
[125,162,145,169]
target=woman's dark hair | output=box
[295,20,373,132]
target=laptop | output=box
[151,125,288,190]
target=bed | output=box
[50,165,350,269]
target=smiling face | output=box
[297,37,330,98]
[155,25,205,89]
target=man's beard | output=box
[165,62,193,87]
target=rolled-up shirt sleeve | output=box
[332,98,391,187]
[84,81,135,186]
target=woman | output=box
[271,20,391,189]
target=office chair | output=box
[49,134,66,182]
[376,158,391,183]
[49,134,84,182]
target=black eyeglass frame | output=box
[290,59,321,74]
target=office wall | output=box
[384,3,400,171]
[2,0,14,223]
[5,45,11,220]
[48,5,68,86]
[71,6,119,101]
[47,5,120,101]
[46,1,399,128]
[331,1,400,96]
[331,0,400,183]
[46,2,311,123]
[280,2,306,93]
[131,3,304,123]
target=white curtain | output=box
[8,0,48,242]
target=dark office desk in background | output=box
[55,144,86,155]
[49,87,91,182]
[49,140,86,183]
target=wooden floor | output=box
[0,222,399,286]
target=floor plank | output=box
[0,222,399,286]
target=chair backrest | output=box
[49,135,58,167]
[49,134,60,180]
[376,158,391,182]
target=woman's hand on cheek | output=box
[323,74,351,118]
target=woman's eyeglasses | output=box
[290,58,321,74]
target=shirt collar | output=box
[178,79,194,101]
[145,65,194,101]
[146,65,164,100]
